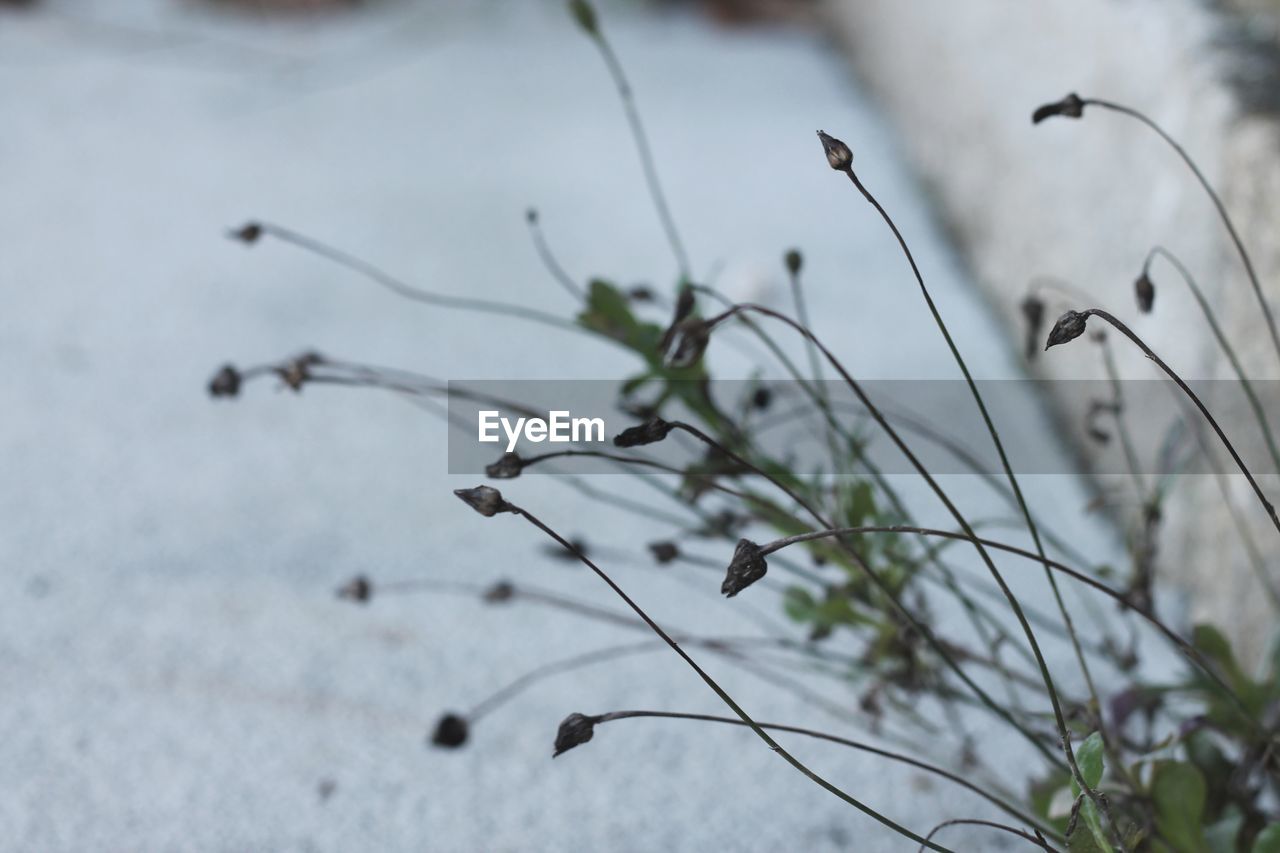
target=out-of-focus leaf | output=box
[1253,824,1280,853]
[1151,761,1208,853]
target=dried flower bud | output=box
[1044,310,1089,350]
[627,285,655,302]
[208,364,242,398]
[751,386,772,410]
[1031,92,1085,124]
[721,538,767,597]
[430,713,469,748]
[566,0,597,36]
[1020,294,1046,362]
[648,541,679,564]
[553,712,597,757]
[337,575,372,603]
[664,318,711,368]
[277,352,322,393]
[1135,272,1155,313]
[784,248,803,276]
[453,485,514,517]
[483,580,515,603]
[525,207,538,224]
[485,452,524,479]
[816,130,853,171]
[229,222,262,245]
[613,417,673,448]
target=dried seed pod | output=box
[612,417,673,448]
[751,386,772,410]
[453,485,514,517]
[1032,92,1085,124]
[627,285,655,302]
[816,130,853,171]
[664,318,710,368]
[553,712,597,757]
[485,452,524,479]
[658,285,697,354]
[721,538,767,597]
[1020,294,1045,361]
[483,580,515,603]
[336,575,372,604]
[229,222,262,244]
[784,248,803,276]
[430,713,469,749]
[208,364,242,398]
[1135,272,1155,313]
[648,541,679,564]
[1045,310,1090,350]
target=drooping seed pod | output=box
[229,222,263,244]
[553,712,597,757]
[453,485,514,517]
[784,248,803,276]
[664,318,711,369]
[612,417,673,448]
[1044,310,1090,350]
[1031,92,1085,124]
[1135,272,1155,313]
[336,575,372,604]
[566,0,598,36]
[485,452,524,479]
[721,538,767,597]
[208,364,242,398]
[483,580,515,603]
[648,541,679,564]
[430,713,469,749]
[816,130,853,172]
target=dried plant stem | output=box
[525,209,584,300]
[237,222,578,331]
[706,301,1115,841]
[1145,245,1280,473]
[832,162,1116,839]
[587,709,1059,842]
[1082,98,1280,369]
[500,499,953,851]
[1075,309,1280,535]
[918,819,1053,852]
[585,28,690,278]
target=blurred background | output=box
[4,0,1277,850]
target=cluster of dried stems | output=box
[210,6,1280,852]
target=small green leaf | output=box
[1075,731,1106,792]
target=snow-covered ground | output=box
[1,1,1126,850]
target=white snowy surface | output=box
[0,1,1126,850]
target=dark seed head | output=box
[430,713,469,749]
[648,541,680,564]
[784,248,803,276]
[627,285,655,302]
[1020,294,1046,361]
[337,575,372,603]
[485,452,524,479]
[664,318,711,369]
[566,0,598,35]
[721,538,767,597]
[751,386,772,410]
[1045,310,1090,350]
[453,485,514,517]
[1135,272,1155,313]
[613,417,674,448]
[525,207,538,224]
[229,222,262,244]
[816,130,853,171]
[553,712,597,757]
[208,364,242,398]
[483,580,515,603]
[1031,92,1085,124]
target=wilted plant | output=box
[208,4,1280,851]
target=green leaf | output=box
[1151,761,1208,853]
[1073,731,1106,793]
[1253,824,1280,853]
[782,587,816,623]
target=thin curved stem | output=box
[589,710,1059,842]
[525,209,584,301]
[918,819,1054,852]
[1074,309,1280,536]
[1145,245,1280,473]
[835,162,1113,838]
[501,500,953,851]
[1082,98,1280,369]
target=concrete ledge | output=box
[824,0,1280,660]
